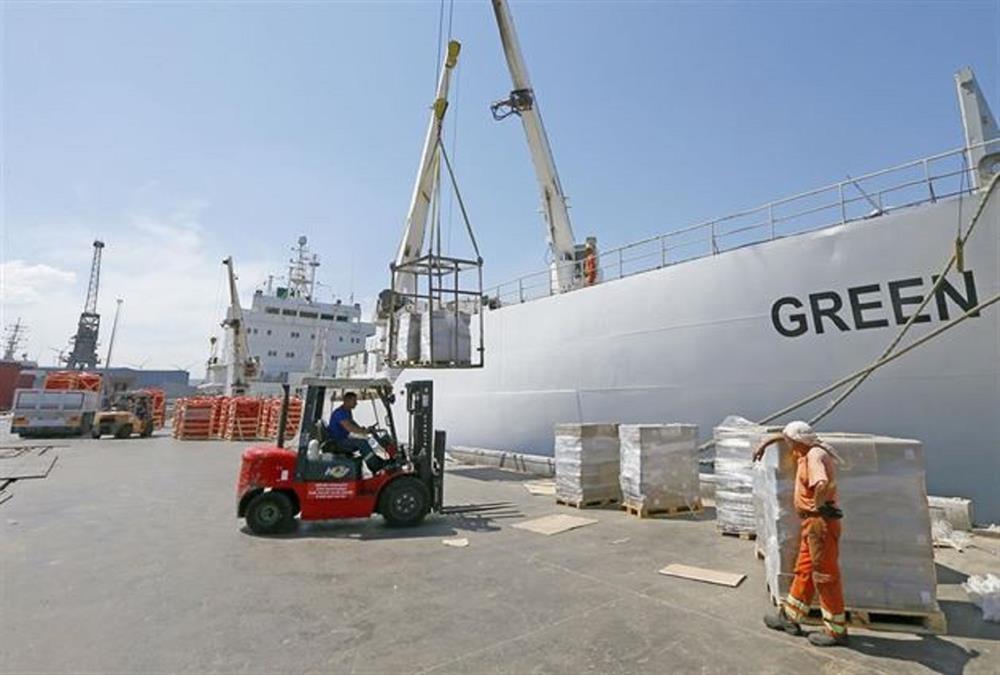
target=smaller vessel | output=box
[208,237,375,394]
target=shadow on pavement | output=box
[935,562,969,585]
[937,599,1000,641]
[239,502,522,540]
[847,633,980,675]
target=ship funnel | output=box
[956,67,1000,188]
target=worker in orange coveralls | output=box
[582,242,598,286]
[755,421,847,647]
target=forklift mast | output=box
[406,381,445,513]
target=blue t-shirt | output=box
[328,406,352,441]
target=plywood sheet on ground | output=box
[658,563,746,587]
[511,514,598,536]
[0,455,57,480]
[523,479,556,496]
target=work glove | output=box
[818,501,843,520]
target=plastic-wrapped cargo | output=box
[420,310,471,365]
[395,311,422,362]
[755,433,940,615]
[713,416,771,535]
[619,424,700,512]
[555,423,621,505]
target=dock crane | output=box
[489,0,596,294]
[222,257,259,396]
[65,240,105,369]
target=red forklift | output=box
[237,377,445,535]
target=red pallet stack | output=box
[223,397,264,441]
[140,388,167,429]
[263,396,303,441]
[44,371,103,392]
[171,397,217,440]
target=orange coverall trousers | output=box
[783,516,847,637]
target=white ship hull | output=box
[397,195,1000,519]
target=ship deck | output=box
[2,430,998,674]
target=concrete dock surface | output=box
[2,433,998,674]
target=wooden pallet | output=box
[719,529,756,541]
[766,587,947,634]
[622,500,702,519]
[797,606,945,635]
[556,496,619,509]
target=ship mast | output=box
[288,235,320,302]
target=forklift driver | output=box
[328,392,386,473]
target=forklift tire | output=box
[91,429,102,439]
[141,422,153,438]
[380,477,431,527]
[114,425,132,439]
[246,491,295,535]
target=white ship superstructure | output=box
[221,237,374,391]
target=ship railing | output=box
[490,140,999,306]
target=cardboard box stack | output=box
[619,424,701,514]
[555,423,621,506]
[713,417,769,535]
[754,433,940,616]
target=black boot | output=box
[763,608,803,636]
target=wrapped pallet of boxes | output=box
[713,417,771,536]
[420,310,472,365]
[555,423,621,507]
[394,311,422,362]
[755,434,944,630]
[619,424,701,515]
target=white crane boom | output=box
[222,256,257,396]
[394,40,462,297]
[490,0,580,293]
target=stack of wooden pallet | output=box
[139,388,166,429]
[263,396,303,441]
[171,397,218,440]
[223,397,263,441]
[43,371,103,392]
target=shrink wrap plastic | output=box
[420,311,472,365]
[395,311,422,362]
[555,423,621,504]
[964,574,1000,622]
[713,417,770,534]
[755,434,939,614]
[619,424,700,511]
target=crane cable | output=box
[697,170,1000,451]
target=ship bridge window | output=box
[336,315,348,322]
[282,309,297,317]
[320,314,335,321]
[290,331,301,338]
[264,307,280,315]
[300,311,318,319]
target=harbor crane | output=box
[490,0,596,295]
[222,257,260,396]
[65,240,105,370]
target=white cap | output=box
[782,420,821,446]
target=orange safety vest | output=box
[583,251,597,286]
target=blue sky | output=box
[2,0,998,372]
